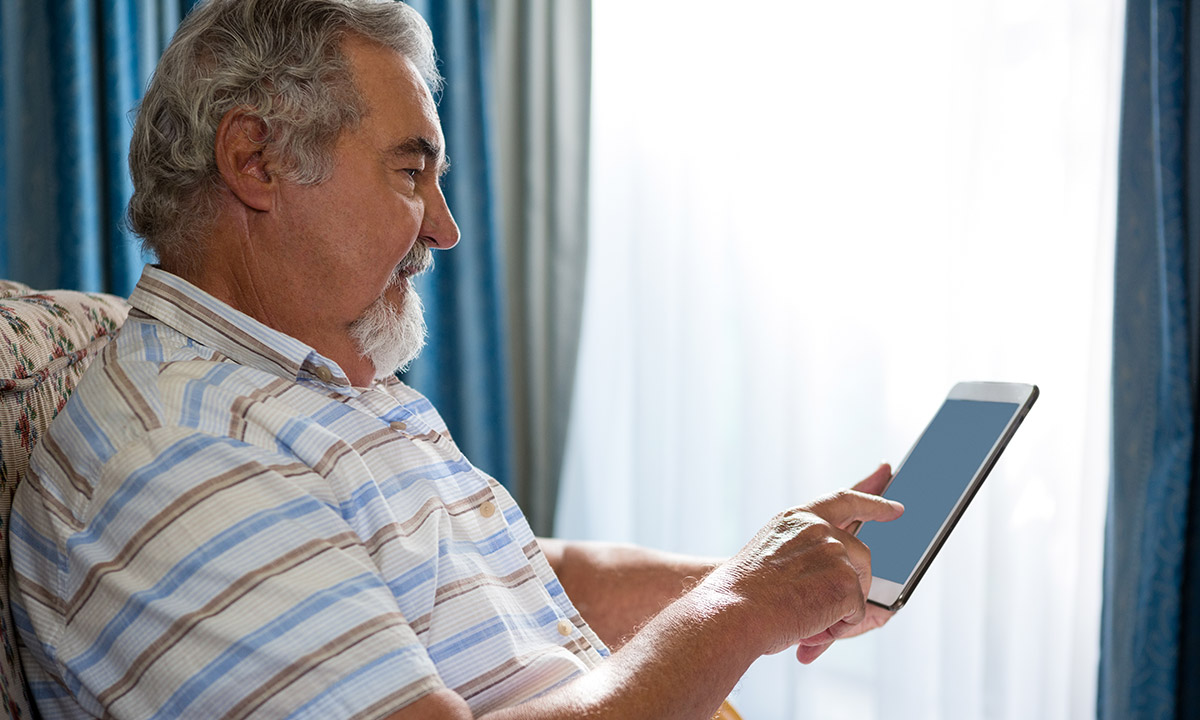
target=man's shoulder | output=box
[33,318,298,492]
[63,315,242,418]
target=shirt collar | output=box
[128,265,352,387]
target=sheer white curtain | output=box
[556,1,1123,718]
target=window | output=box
[559,1,1123,717]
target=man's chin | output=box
[350,284,427,380]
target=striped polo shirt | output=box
[11,265,607,719]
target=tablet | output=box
[857,381,1038,611]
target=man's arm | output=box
[383,475,904,720]
[541,463,896,659]
[537,538,720,649]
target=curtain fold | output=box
[0,0,186,296]
[1102,0,1200,717]
[486,0,591,536]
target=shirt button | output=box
[314,366,334,383]
[557,619,573,636]
[479,500,496,518]
[390,421,407,432]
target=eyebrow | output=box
[389,137,450,176]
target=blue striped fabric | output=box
[10,265,606,719]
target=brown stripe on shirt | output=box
[21,466,81,531]
[227,378,295,442]
[101,353,161,435]
[406,566,543,638]
[361,487,496,561]
[308,426,398,478]
[39,432,95,503]
[12,572,65,617]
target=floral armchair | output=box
[0,282,129,719]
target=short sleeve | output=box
[49,426,444,719]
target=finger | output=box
[859,603,894,634]
[844,468,892,535]
[796,641,832,664]
[793,560,868,647]
[852,463,893,496]
[796,599,897,665]
[828,525,873,591]
[794,572,869,664]
[846,464,893,534]
[797,617,860,649]
[833,572,868,630]
[794,600,871,664]
[809,490,904,530]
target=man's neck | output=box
[167,232,379,388]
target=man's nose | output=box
[422,188,460,250]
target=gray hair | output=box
[128,0,440,270]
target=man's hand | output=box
[796,463,897,663]
[701,464,903,661]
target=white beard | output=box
[349,244,431,379]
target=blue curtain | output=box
[400,1,513,492]
[0,0,199,296]
[1,0,514,490]
[1102,0,1200,718]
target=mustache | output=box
[394,242,433,281]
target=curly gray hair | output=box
[128,0,440,270]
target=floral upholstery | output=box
[0,281,129,719]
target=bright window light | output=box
[559,1,1123,717]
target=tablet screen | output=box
[858,398,1020,585]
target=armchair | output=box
[0,282,129,719]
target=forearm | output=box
[480,580,760,720]
[538,538,721,649]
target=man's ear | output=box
[214,108,275,212]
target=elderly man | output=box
[10,1,902,718]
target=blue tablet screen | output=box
[857,399,1019,584]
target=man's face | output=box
[274,36,459,378]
